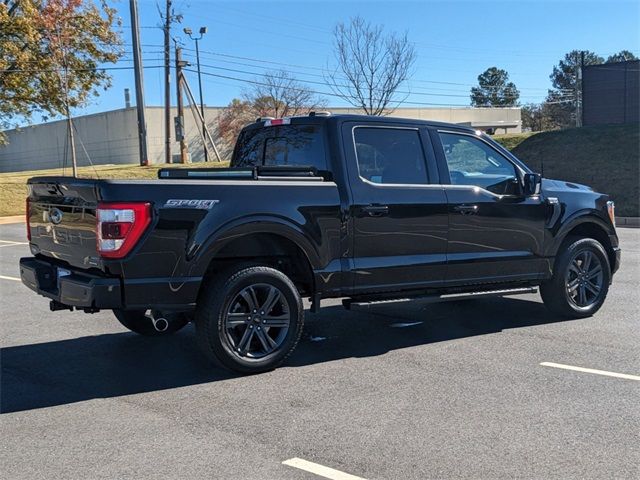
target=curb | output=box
[0,215,24,225]
[616,217,640,228]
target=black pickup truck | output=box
[21,114,621,373]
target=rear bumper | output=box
[20,257,122,308]
[19,256,202,310]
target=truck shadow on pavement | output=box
[2,297,575,413]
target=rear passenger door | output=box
[342,122,448,294]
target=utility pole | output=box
[575,50,584,128]
[174,45,189,163]
[129,0,149,166]
[58,24,77,177]
[579,50,585,128]
[184,26,208,161]
[66,106,77,177]
[163,0,172,163]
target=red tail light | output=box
[26,198,31,241]
[96,202,151,259]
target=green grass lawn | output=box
[0,162,229,217]
[493,132,535,151]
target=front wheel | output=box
[540,237,611,318]
[195,265,304,374]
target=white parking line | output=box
[0,274,21,282]
[282,458,366,480]
[0,239,28,245]
[540,362,640,381]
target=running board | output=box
[342,287,538,310]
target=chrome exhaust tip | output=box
[145,310,170,332]
[152,316,169,332]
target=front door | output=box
[432,129,547,286]
[343,122,448,294]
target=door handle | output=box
[453,204,479,215]
[361,204,389,217]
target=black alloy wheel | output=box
[196,265,304,373]
[540,237,611,319]
[224,283,291,359]
[565,249,605,308]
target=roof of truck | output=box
[244,113,479,133]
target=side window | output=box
[439,132,519,195]
[354,128,428,185]
[232,125,326,170]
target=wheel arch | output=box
[551,214,616,272]
[195,219,319,297]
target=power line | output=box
[0,65,164,73]
[183,54,574,99]
[181,47,574,93]
[212,4,330,34]
[207,4,639,60]
[188,68,572,107]
[190,61,549,100]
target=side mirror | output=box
[523,173,542,196]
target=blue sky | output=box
[80,0,640,116]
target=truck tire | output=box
[196,265,304,374]
[540,237,611,319]
[114,309,190,336]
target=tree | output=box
[544,50,604,129]
[549,50,604,93]
[521,102,557,132]
[216,70,324,150]
[243,70,324,119]
[326,16,416,115]
[216,98,253,148]
[0,0,122,146]
[521,103,541,132]
[606,50,638,63]
[470,67,520,107]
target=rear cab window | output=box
[232,124,327,171]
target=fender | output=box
[547,209,614,257]
[191,214,322,277]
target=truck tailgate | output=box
[27,177,101,270]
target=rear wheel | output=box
[540,237,611,318]
[114,309,190,336]
[196,265,304,374]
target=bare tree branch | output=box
[242,70,325,119]
[326,16,416,116]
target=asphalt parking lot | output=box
[1,222,638,479]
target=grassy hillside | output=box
[492,132,535,151]
[496,124,639,216]
[0,162,229,217]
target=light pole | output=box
[184,26,208,161]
